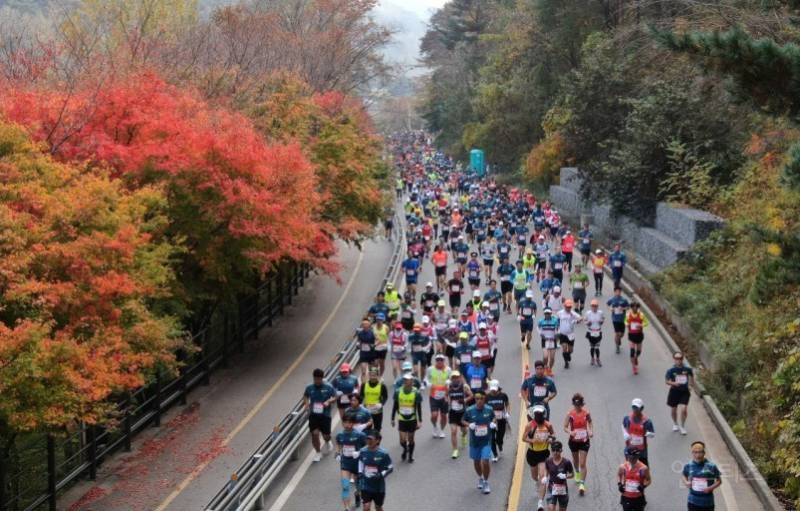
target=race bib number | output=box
[474,425,488,437]
[675,374,688,385]
[470,377,482,389]
[406,269,415,276]
[629,435,644,446]
[551,483,567,496]
[412,344,425,352]
[613,260,622,267]
[393,344,405,353]
[489,302,498,311]
[554,263,563,270]
[494,409,504,419]
[457,252,466,259]
[361,343,372,351]
[534,431,549,442]
[545,340,555,349]
[433,390,446,399]
[402,311,412,319]
[522,308,533,316]
[582,238,590,245]
[691,478,708,492]
[399,406,414,416]
[368,404,381,413]
[533,385,547,397]
[339,395,350,405]
[573,281,583,289]
[426,300,434,308]
[460,354,471,364]
[342,444,355,457]
[501,275,510,281]
[364,465,379,478]
[479,347,489,357]
[589,329,601,337]
[312,402,324,414]
[451,285,460,293]
[630,323,642,333]
[573,428,588,440]
[624,480,640,493]
[469,270,479,278]
[450,401,463,411]
[614,307,623,315]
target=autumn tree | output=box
[1,72,335,329]
[0,120,185,451]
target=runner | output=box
[550,246,567,283]
[523,404,555,511]
[496,256,516,312]
[368,292,390,321]
[464,350,488,395]
[432,244,449,292]
[463,391,496,494]
[466,252,482,291]
[303,368,337,462]
[609,243,627,288]
[401,249,421,298]
[481,237,496,283]
[393,360,422,391]
[539,308,559,375]
[447,370,473,458]
[533,235,550,282]
[391,374,423,463]
[539,269,561,299]
[569,263,589,313]
[520,360,557,419]
[625,302,650,375]
[332,363,360,420]
[607,287,630,354]
[453,331,473,372]
[544,440,575,511]
[483,280,502,322]
[344,394,374,433]
[518,289,537,350]
[357,319,376,380]
[617,447,650,511]
[561,230,575,272]
[623,398,655,467]
[360,368,389,432]
[447,270,465,314]
[373,313,389,376]
[682,441,722,511]
[336,413,366,511]
[474,322,496,377]
[384,283,401,320]
[590,249,607,297]
[577,224,593,267]
[563,393,593,495]
[512,259,532,308]
[584,299,605,367]
[408,323,431,386]
[419,282,439,315]
[486,379,510,462]
[358,430,394,511]
[556,299,582,370]
[666,351,694,435]
[389,322,408,378]
[425,354,452,439]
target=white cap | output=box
[478,322,487,329]
[473,290,481,297]
[472,350,482,358]
[421,315,430,323]
[631,398,644,409]
[448,318,458,327]
[552,286,561,293]
[489,380,500,391]
[481,301,490,308]
[426,282,433,287]
[525,290,534,298]
[538,234,545,239]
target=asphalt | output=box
[60,214,765,511]
[261,234,763,511]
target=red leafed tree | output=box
[1,72,336,325]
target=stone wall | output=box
[550,168,724,274]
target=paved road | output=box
[60,237,394,511]
[263,234,763,511]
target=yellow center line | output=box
[507,350,530,511]
[154,249,365,511]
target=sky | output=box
[374,0,448,69]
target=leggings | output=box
[491,419,508,455]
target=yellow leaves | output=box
[767,243,782,257]
[525,131,566,184]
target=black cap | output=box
[551,440,563,451]
[313,368,324,378]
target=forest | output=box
[0,0,391,481]
[419,0,800,506]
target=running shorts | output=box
[308,414,332,435]
[667,388,691,408]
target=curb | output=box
[603,256,784,511]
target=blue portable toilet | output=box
[470,149,485,177]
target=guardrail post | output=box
[123,406,132,452]
[201,329,211,386]
[255,492,266,510]
[87,425,97,480]
[222,314,230,368]
[47,435,57,511]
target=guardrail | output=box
[1,262,311,511]
[205,209,406,511]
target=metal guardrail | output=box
[205,209,406,511]
[2,263,311,511]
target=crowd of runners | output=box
[301,132,722,511]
